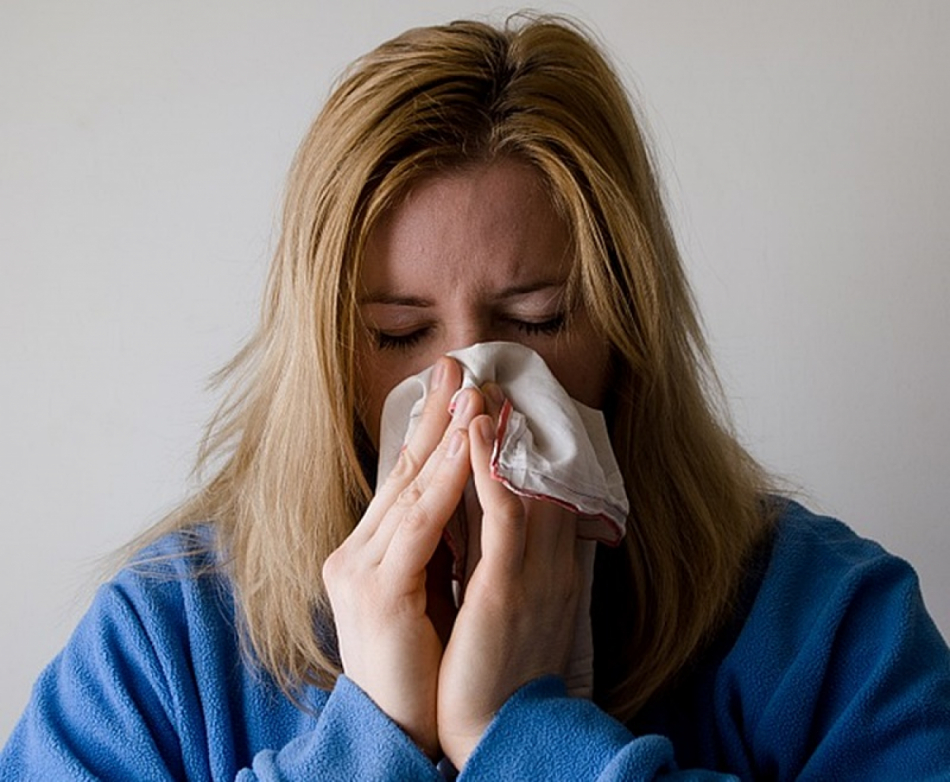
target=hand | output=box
[436,401,586,767]
[563,539,596,699]
[323,358,481,758]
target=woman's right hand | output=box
[322,358,479,758]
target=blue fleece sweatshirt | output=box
[2,501,949,780]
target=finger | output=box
[369,386,484,552]
[461,478,483,593]
[522,498,578,572]
[416,386,484,486]
[469,413,526,578]
[355,357,463,543]
[479,381,505,421]
[383,427,472,577]
[564,539,596,698]
[382,356,462,492]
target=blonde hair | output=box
[135,14,772,721]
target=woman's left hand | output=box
[436,410,586,768]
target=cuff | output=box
[458,676,639,778]
[247,675,441,781]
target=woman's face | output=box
[356,159,611,445]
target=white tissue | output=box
[376,341,628,545]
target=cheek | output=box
[542,314,611,408]
[355,343,440,447]
[354,347,395,448]
[546,342,610,409]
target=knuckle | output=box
[388,446,423,484]
[386,481,442,537]
[399,504,433,535]
[394,481,425,510]
[420,393,447,418]
[322,548,346,585]
[387,484,437,537]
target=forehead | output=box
[360,160,572,295]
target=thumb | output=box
[564,539,596,698]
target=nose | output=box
[441,313,494,355]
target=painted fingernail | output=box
[446,429,465,457]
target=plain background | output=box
[2,0,948,742]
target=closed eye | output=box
[372,326,431,351]
[369,313,566,350]
[511,313,566,337]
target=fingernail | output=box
[483,382,505,408]
[450,389,470,418]
[446,429,464,457]
[476,416,494,444]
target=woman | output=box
[3,14,949,780]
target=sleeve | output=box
[457,677,737,781]
[733,529,950,780]
[238,676,440,781]
[0,581,441,781]
[457,517,950,780]
[1,583,187,780]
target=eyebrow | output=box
[359,293,433,307]
[359,279,566,307]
